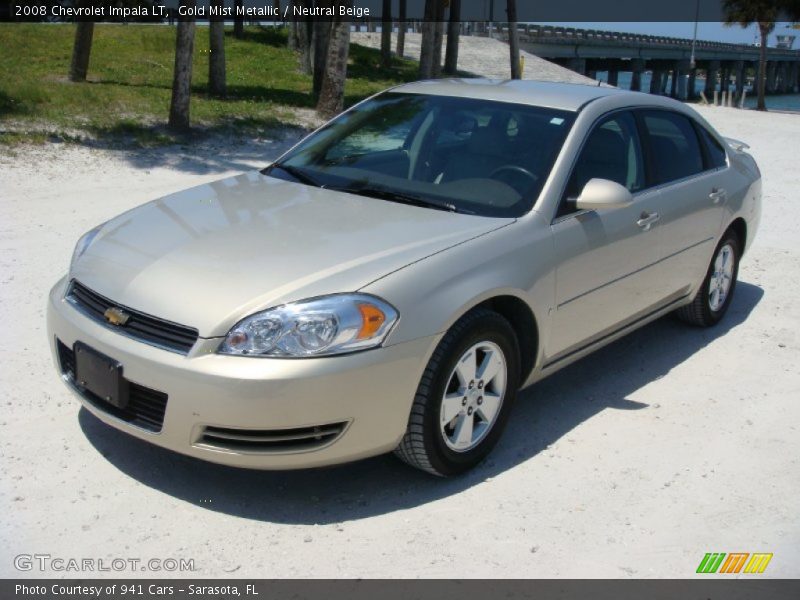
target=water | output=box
[595,71,800,113]
[742,94,800,112]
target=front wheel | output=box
[676,231,740,327]
[394,308,520,476]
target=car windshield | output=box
[266,92,576,218]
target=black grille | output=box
[67,281,199,354]
[57,339,168,433]
[198,423,347,453]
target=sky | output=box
[540,22,799,47]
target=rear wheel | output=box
[676,231,740,327]
[394,308,520,476]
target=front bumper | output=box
[47,277,439,469]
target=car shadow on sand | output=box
[79,281,764,524]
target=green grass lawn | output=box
[0,23,420,145]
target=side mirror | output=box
[575,178,633,211]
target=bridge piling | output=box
[735,61,746,98]
[705,60,721,97]
[630,59,644,92]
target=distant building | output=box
[775,35,796,50]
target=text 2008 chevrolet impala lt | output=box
[47,80,761,476]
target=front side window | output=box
[560,111,644,216]
[641,110,704,184]
[267,93,575,218]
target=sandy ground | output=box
[1,105,798,579]
[352,32,596,84]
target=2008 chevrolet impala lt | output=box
[47,80,761,476]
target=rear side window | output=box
[696,124,728,169]
[641,111,704,184]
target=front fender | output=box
[361,216,556,378]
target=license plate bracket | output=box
[73,342,129,409]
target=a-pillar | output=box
[630,59,645,91]
[704,60,720,96]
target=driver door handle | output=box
[636,211,660,231]
[709,187,727,204]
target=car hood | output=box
[72,171,512,337]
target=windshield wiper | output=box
[330,183,460,213]
[266,163,323,188]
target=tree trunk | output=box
[209,0,226,97]
[507,0,521,79]
[757,23,768,111]
[234,0,244,39]
[444,0,460,75]
[381,0,392,68]
[312,15,332,98]
[431,2,445,77]
[296,1,313,75]
[69,21,94,82]
[317,12,351,119]
[288,17,299,51]
[419,0,436,79]
[168,1,196,131]
[396,0,406,57]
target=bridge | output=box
[490,24,800,100]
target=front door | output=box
[547,111,665,364]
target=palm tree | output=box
[381,0,392,68]
[209,0,227,97]
[507,0,521,79]
[234,0,244,39]
[317,5,351,118]
[312,19,332,97]
[444,0,461,75]
[419,0,437,78]
[168,0,197,130]
[723,0,778,110]
[396,0,407,57]
[69,21,94,82]
[296,1,313,75]
[431,1,446,77]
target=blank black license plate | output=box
[73,342,129,409]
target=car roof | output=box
[391,78,634,112]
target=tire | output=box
[676,230,741,327]
[394,308,520,476]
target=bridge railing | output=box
[490,23,800,56]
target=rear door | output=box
[547,111,664,363]
[636,110,728,297]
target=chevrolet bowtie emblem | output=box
[104,306,130,326]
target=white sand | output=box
[352,32,597,84]
[1,105,798,578]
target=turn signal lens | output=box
[357,303,386,339]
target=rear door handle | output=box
[636,211,660,231]
[709,188,727,204]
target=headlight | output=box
[69,226,102,273]
[218,294,399,357]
